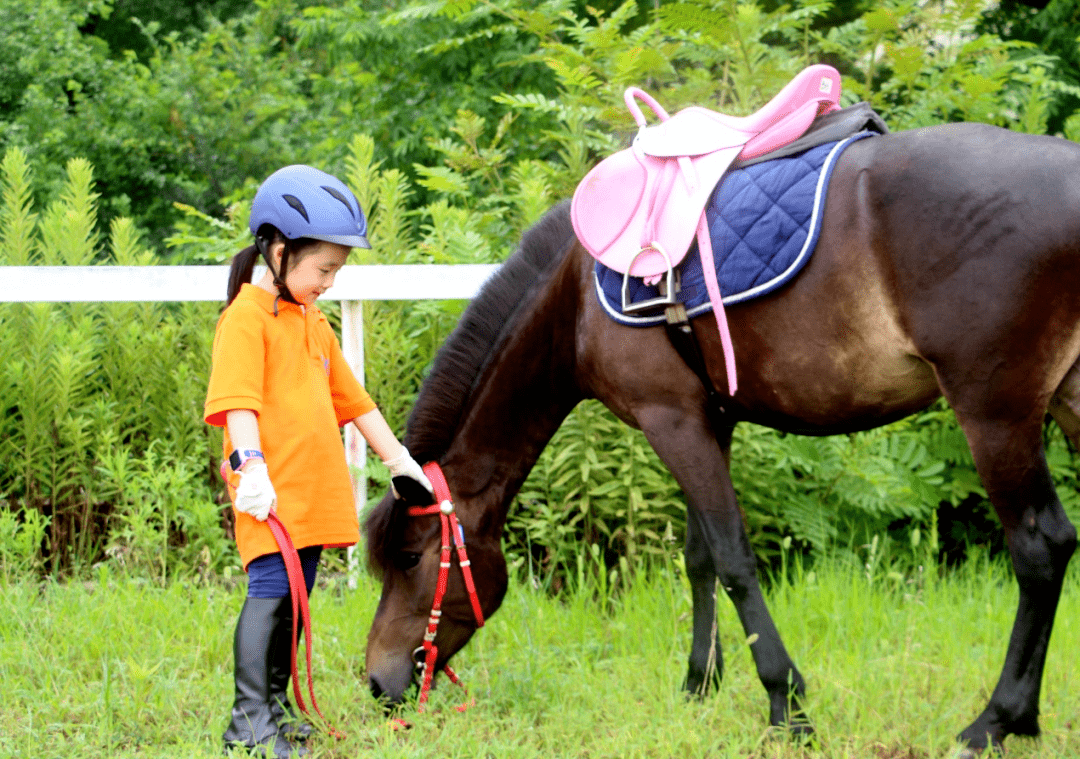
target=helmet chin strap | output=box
[256,235,301,314]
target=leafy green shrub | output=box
[509,401,685,591]
[0,503,49,582]
[0,148,228,577]
[814,0,1080,133]
[96,442,230,584]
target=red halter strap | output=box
[405,462,485,712]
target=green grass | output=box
[1,555,1077,758]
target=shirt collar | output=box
[237,283,305,316]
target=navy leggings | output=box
[246,546,322,598]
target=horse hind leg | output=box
[1048,360,1080,449]
[949,407,1077,751]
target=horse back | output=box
[579,124,1080,435]
[755,125,1080,427]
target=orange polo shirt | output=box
[204,284,377,568]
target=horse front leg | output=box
[637,406,811,734]
[952,415,1077,753]
[684,504,722,697]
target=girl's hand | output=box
[383,447,434,500]
[235,462,277,521]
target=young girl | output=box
[204,164,432,757]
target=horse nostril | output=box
[369,675,385,700]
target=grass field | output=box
[1,553,1077,759]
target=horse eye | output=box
[394,552,422,571]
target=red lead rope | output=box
[264,512,342,738]
[405,462,485,713]
[219,462,342,739]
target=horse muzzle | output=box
[367,644,426,705]
[368,658,416,705]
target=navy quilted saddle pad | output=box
[594,131,876,327]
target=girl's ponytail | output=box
[227,244,262,305]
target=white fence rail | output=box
[0,264,499,302]
[0,264,500,580]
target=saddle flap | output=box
[639,145,742,274]
[572,148,650,257]
[634,108,754,158]
[573,143,743,278]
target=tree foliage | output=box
[80,0,252,62]
[5,0,1078,253]
[0,0,313,252]
[979,0,1080,134]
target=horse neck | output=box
[442,250,584,536]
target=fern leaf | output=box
[411,165,470,197]
[0,148,37,266]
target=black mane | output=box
[364,201,576,575]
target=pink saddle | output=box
[571,64,842,394]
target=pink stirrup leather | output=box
[571,64,842,395]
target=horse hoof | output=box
[763,719,815,744]
[949,743,1004,759]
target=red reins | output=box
[406,461,485,712]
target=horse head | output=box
[360,204,583,707]
[364,481,508,705]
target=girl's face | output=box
[270,240,350,306]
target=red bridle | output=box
[405,461,486,713]
[224,459,485,729]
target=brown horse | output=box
[364,123,1080,753]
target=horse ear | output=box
[392,476,436,507]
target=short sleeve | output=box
[319,316,377,424]
[204,305,266,427]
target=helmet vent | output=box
[282,194,310,222]
[321,185,356,219]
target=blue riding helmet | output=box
[249,165,371,249]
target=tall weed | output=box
[510,400,684,591]
[0,503,49,582]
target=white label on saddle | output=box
[819,77,833,94]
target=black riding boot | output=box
[222,597,307,757]
[268,598,314,742]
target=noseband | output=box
[406,461,485,712]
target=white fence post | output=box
[340,300,367,589]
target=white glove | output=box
[383,446,434,499]
[234,462,276,521]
